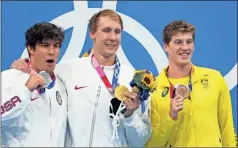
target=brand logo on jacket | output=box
[31,97,39,101]
[161,87,169,97]
[75,85,88,90]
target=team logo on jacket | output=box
[56,91,62,105]
[161,87,169,97]
[201,76,209,88]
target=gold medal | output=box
[175,84,190,99]
[114,85,128,101]
[132,86,140,94]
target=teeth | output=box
[180,53,189,55]
[106,44,116,47]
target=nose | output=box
[109,32,117,41]
[48,45,55,56]
[181,42,190,50]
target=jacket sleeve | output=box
[145,91,177,147]
[1,70,32,123]
[123,96,152,147]
[217,72,236,147]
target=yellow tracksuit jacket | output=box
[146,65,236,147]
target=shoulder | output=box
[121,64,135,73]
[2,69,29,80]
[57,57,89,67]
[194,65,223,78]
[119,64,135,80]
[2,69,30,87]
[55,57,90,74]
[194,65,227,90]
[2,69,23,76]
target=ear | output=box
[90,31,96,40]
[163,42,169,53]
[27,45,35,56]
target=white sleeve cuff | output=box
[124,113,141,127]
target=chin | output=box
[178,60,191,66]
[45,67,55,75]
[104,51,117,58]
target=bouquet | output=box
[114,69,156,112]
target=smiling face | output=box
[90,16,122,58]
[162,20,196,67]
[28,40,61,74]
[164,32,194,66]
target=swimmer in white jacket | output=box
[1,22,68,147]
[57,9,152,147]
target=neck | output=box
[29,59,54,76]
[92,48,116,66]
[29,59,40,74]
[167,62,192,79]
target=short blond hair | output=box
[89,9,123,33]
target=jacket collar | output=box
[156,65,203,87]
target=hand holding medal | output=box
[114,70,156,115]
[25,69,46,92]
[38,71,52,88]
[114,85,139,101]
[174,84,190,99]
[169,84,190,120]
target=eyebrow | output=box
[174,38,193,41]
[102,26,121,30]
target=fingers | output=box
[22,67,31,74]
[123,98,133,107]
[171,95,184,112]
[176,101,183,106]
[35,74,45,89]
[175,98,184,104]
[177,105,183,112]
[172,95,183,104]
[124,92,139,104]
[25,74,45,92]
[17,59,28,68]
[32,74,45,85]
[37,74,46,85]
[123,93,140,110]
[10,59,30,73]
[173,95,183,101]
[24,58,29,63]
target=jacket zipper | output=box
[89,85,101,147]
[49,95,52,146]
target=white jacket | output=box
[56,55,152,147]
[1,69,67,147]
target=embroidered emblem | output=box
[56,91,62,105]
[201,76,209,88]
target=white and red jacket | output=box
[1,69,67,147]
[56,54,152,147]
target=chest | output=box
[28,80,67,118]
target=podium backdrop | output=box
[2,1,237,132]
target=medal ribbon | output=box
[91,53,120,94]
[166,68,193,100]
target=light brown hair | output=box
[163,20,196,44]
